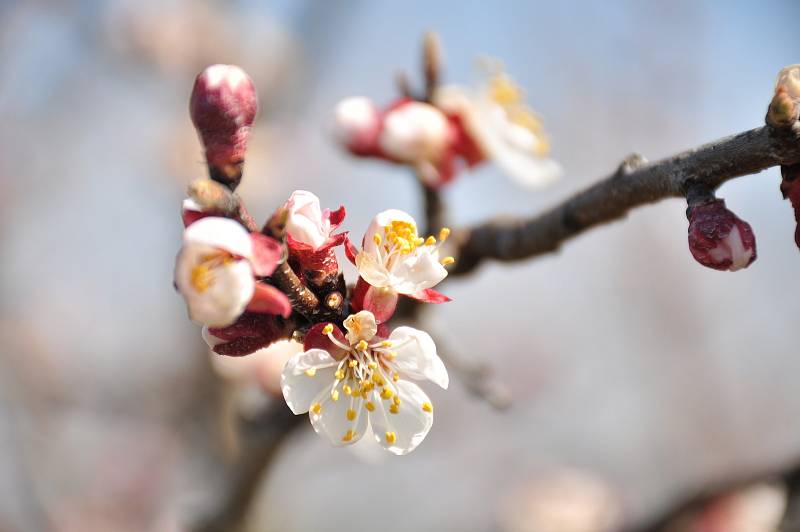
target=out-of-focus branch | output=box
[625,460,800,532]
[193,401,305,532]
[450,124,800,276]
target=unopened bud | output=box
[190,64,258,189]
[687,197,756,272]
[187,178,238,213]
[767,64,800,127]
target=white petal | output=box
[378,102,449,163]
[183,216,253,260]
[388,326,449,389]
[362,209,417,257]
[355,251,392,288]
[388,249,448,294]
[284,190,330,249]
[310,381,369,447]
[368,380,433,455]
[174,246,254,327]
[725,225,753,272]
[280,349,339,415]
[333,96,380,146]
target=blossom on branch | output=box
[283,190,346,276]
[686,198,756,272]
[174,216,289,328]
[281,310,448,455]
[780,164,800,250]
[349,209,452,322]
[433,64,562,188]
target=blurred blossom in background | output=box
[1,0,800,531]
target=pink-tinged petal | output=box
[182,209,208,227]
[332,97,382,157]
[361,284,399,324]
[406,288,451,304]
[344,234,359,265]
[304,323,348,360]
[183,216,253,258]
[249,233,282,276]
[246,283,292,317]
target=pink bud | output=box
[780,164,800,250]
[687,198,756,272]
[190,64,258,188]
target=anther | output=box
[322,324,334,335]
[311,403,322,414]
[304,368,316,377]
[439,227,450,241]
[346,409,356,421]
[385,431,397,444]
[440,256,455,266]
[421,402,433,413]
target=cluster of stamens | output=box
[306,323,433,445]
[488,74,550,156]
[373,220,454,267]
[190,252,235,293]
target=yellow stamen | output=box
[380,341,392,347]
[357,340,368,351]
[334,369,345,380]
[393,396,401,406]
[367,361,378,370]
[311,403,322,414]
[321,323,334,335]
[348,360,357,368]
[389,404,399,414]
[346,408,356,421]
[440,256,455,266]
[365,401,375,412]
[331,390,339,401]
[373,233,382,246]
[438,227,450,242]
[372,373,385,386]
[392,372,399,382]
[343,385,352,396]
[342,429,354,442]
[380,388,394,400]
[386,352,397,361]
[421,402,433,413]
[425,236,436,246]
[304,368,316,377]
[385,431,397,445]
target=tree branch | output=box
[451,124,800,276]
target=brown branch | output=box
[451,124,800,276]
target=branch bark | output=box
[451,124,800,276]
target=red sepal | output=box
[304,322,348,360]
[406,287,452,304]
[207,312,285,357]
[350,277,398,323]
[250,233,283,276]
[246,282,292,318]
[343,234,359,265]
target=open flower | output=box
[283,190,346,275]
[174,216,289,327]
[350,209,452,321]
[281,310,448,455]
[433,62,562,188]
[687,198,756,272]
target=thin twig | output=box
[451,124,800,276]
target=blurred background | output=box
[1,0,800,531]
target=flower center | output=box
[373,221,454,267]
[190,252,234,293]
[489,74,550,156]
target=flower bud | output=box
[687,198,756,272]
[780,163,800,249]
[190,64,258,189]
[767,64,800,127]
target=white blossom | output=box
[174,217,255,327]
[281,310,448,455]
